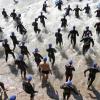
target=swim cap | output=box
[69,60,73,65]
[11,32,15,35]
[93,63,97,68]
[43,57,47,61]
[9,95,16,100]
[4,39,8,43]
[65,80,72,87]
[35,48,39,52]
[49,44,52,48]
[27,75,32,81]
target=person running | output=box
[80,35,94,55]
[60,80,79,100]
[46,44,57,65]
[55,0,63,10]
[73,5,82,18]
[10,32,19,51]
[22,75,38,100]
[17,23,27,35]
[32,48,43,69]
[55,28,63,47]
[61,16,68,28]
[42,1,49,13]
[39,57,52,81]
[94,21,100,36]
[82,26,92,38]
[15,58,28,79]
[38,12,47,27]
[65,60,75,81]
[32,18,41,34]
[84,63,100,89]
[10,9,17,20]
[68,26,79,48]
[64,5,72,16]
[2,8,8,19]
[95,9,100,18]
[19,42,30,59]
[13,0,18,4]
[83,4,91,17]
[0,27,4,39]
[2,39,15,62]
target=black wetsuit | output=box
[46,48,56,65]
[33,52,43,66]
[73,7,82,18]
[80,37,94,55]
[68,29,79,48]
[38,14,47,27]
[61,17,67,28]
[65,65,75,81]
[2,42,15,62]
[15,60,27,78]
[84,67,100,89]
[55,31,63,47]
[94,22,100,35]
[32,21,41,33]
[10,35,19,51]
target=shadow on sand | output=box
[8,64,18,76]
[46,82,59,100]
[52,64,63,80]
[88,85,100,99]
[85,55,94,67]
[72,85,83,100]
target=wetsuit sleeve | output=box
[53,48,57,53]
[68,31,71,38]
[17,25,19,31]
[70,8,72,11]
[44,16,47,19]
[80,38,84,42]
[94,23,96,27]
[72,67,75,71]
[91,38,94,46]
[64,8,67,10]
[84,68,90,76]
[39,54,43,59]
[77,31,79,36]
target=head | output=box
[64,15,66,18]
[93,63,97,68]
[9,95,16,100]
[86,26,89,30]
[43,57,47,62]
[22,42,25,46]
[76,5,78,8]
[27,75,32,82]
[3,8,5,11]
[35,18,38,22]
[13,9,15,12]
[65,80,72,87]
[18,14,21,18]
[48,43,52,48]
[41,12,43,15]
[68,5,70,8]
[11,32,15,36]
[58,28,61,32]
[69,60,73,65]
[73,26,75,30]
[87,3,89,6]
[35,48,38,53]
[4,39,8,43]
